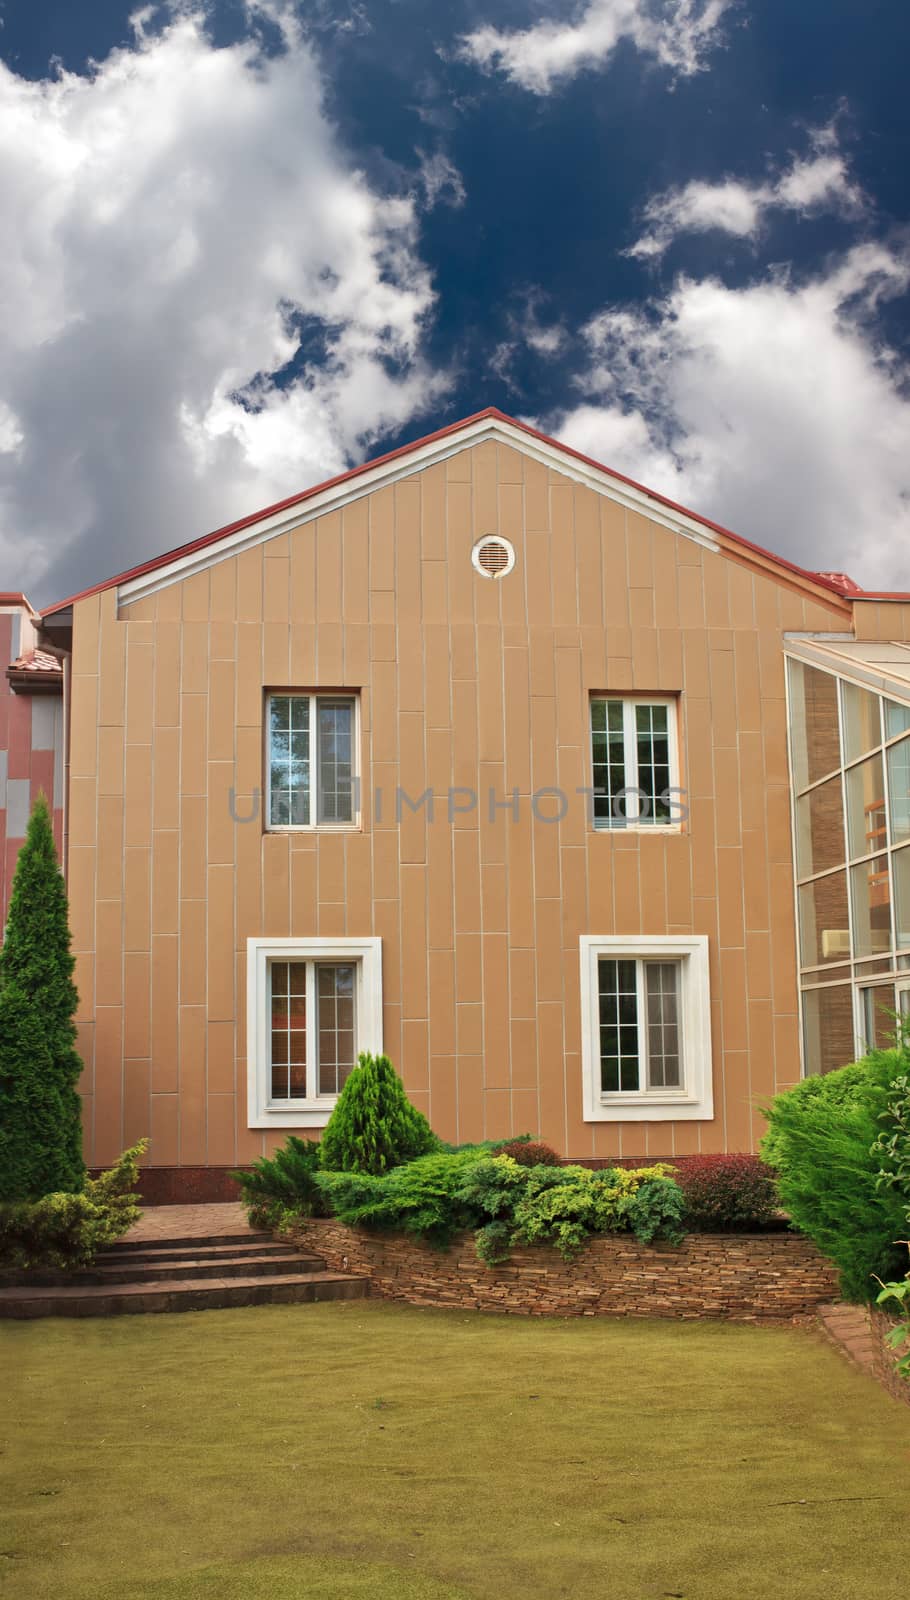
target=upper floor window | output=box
[589,696,679,828]
[267,693,358,829]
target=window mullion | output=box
[636,960,648,1092]
[625,701,641,822]
[306,963,317,1101]
[309,694,317,829]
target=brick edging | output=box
[287,1219,838,1321]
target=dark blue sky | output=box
[1,0,908,598]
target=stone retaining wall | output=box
[291,1219,839,1321]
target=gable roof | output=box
[39,407,904,620]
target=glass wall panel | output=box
[860,983,898,1052]
[887,735,910,844]
[893,845,910,950]
[801,985,857,1076]
[885,700,910,739]
[795,775,845,878]
[841,682,882,764]
[798,871,849,967]
[850,854,892,958]
[844,753,885,859]
[788,661,841,790]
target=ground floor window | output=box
[802,974,910,1073]
[247,937,382,1128]
[580,936,713,1121]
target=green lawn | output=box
[2,1302,908,1600]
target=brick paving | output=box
[127,1202,251,1241]
[818,1302,878,1371]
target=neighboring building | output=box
[0,594,65,923]
[10,408,910,1198]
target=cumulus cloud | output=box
[458,0,730,95]
[0,6,443,601]
[543,243,910,586]
[629,122,864,258]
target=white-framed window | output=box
[266,693,359,829]
[246,937,382,1128]
[579,935,713,1121]
[589,696,680,828]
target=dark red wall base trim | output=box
[89,1167,246,1205]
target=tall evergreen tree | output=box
[320,1052,439,1175]
[0,793,85,1199]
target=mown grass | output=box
[2,1301,908,1599]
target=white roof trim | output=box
[117,415,721,608]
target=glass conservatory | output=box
[788,653,910,1074]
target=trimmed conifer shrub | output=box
[0,793,85,1201]
[319,1052,440,1175]
[760,1049,909,1301]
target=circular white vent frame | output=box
[471,535,516,580]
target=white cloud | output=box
[458,0,730,95]
[629,122,863,258]
[0,6,443,601]
[544,243,910,586]
[415,148,466,209]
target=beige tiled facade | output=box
[66,436,859,1172]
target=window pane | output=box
[841,681,881,764]
[801,985,856,1076]
[795,775,844,878]
[887,736,910,844]
[844,754,884,860]
[798,871,849,967]
[893,846,910,949]
[645,962,681,1088]
[885,700,910,740]
[598,958,640,1092]
[269,696,310,826]
[850,855,892,959]
[317,701,354,824]
[635,704,672,825]
[861,984,897,1052]
[591,700,628,827]
[316,964,357,1096]
[270,960,307,1100]
[788,661,840,790]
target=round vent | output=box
[471,536,516,580]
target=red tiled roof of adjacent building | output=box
[6,648,64,681]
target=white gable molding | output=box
[117,415,721,610]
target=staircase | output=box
[0,1229,369,1318]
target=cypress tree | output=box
[320,1052,440,1175]
[0,793,85,1199]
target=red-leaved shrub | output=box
[492,1139,562,1168]
[674,1154,780,1231]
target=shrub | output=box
[490,1139,561,1167]
[316,1149,686,1262]
[232,1136,328,1228]
[674,1154,781,1232]
[0,794,84,1201]
[319,1053,440,1175]
[317,1148,482,1245]
[760,1050,909,1300]
[871,1071,910,1226]
[0,1140,147,1270]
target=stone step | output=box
[0,1270,369,1319]
[2,1252,327,1289]
[97,1239,301,1268]
[104,1231,272,1254]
